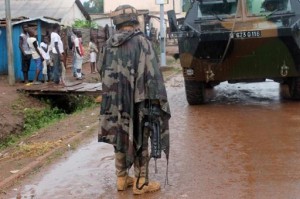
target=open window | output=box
[246,0,292,16]
[198,0,238,17]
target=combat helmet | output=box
[111,5,139,27]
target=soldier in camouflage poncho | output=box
[98,4,171,195]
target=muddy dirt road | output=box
[4,74,300,199]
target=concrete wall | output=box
[93,18,112,28]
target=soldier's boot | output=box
[132,177,160,195]
[117,176,134,191]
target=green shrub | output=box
[72,19,97,28]
[0,96,96,149]
[23,107,65,134]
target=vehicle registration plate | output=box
[231,31,262,38]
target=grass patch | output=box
[23,107,66,134]
[71,95,97,113]
[12,141,61,158]
[0,107,66,149]
[0,95,97,149]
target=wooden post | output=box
[37,20,41,42]
[5,0,15,85]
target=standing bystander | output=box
[70,29,78,77]
[60,29,69,71]
[74,31,84,80]
[19,24,32,83]
[27,29,44,84]
[50,23,64,85]
[89,37,98,74]
[40,36,51,82]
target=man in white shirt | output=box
[146,23,150,38]
[27,29,44,84]
[40,36,51,82]
[70,29,78,77]
[89,37,98,74]
[74,31,84,80]
[51,23,64,85]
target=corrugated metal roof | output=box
[0,0,76,20]
[12,16,61,26]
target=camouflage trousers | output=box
[115,129,149,178]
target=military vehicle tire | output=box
[288,77,300,100]
[185,80,205,105]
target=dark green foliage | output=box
[0,107,65,149]
[72,19,97,28]
[23,107,65,134]
[48,95,96,114]
[82,0,103,13]
[182,0,192,12]
[0,95,96,149]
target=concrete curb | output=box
[0,121,99,191]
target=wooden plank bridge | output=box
[17,82,102,96]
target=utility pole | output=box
[156,0,167,67]
[5,0,15,85]
[173,0,175,11]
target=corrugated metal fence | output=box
[0,27,8,75]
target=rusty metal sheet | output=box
[76,83,102,92]
[0,0,75,20]
[17,82,102,96]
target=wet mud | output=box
[4,74,300,199]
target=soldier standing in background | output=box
[96,24,110,77]
[98,4,171,195]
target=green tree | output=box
[88,0,104,13]
[182,0,191,12]
[72,19,97,28]
[83,1,97,13]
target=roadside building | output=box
[0,0,90,81]
[0,17,61,80]
[90,14,112,28]
[0,0,90,26]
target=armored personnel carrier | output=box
[168,0,300,104]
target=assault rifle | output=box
[144,102,161,172]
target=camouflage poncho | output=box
[99,30,171,168]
